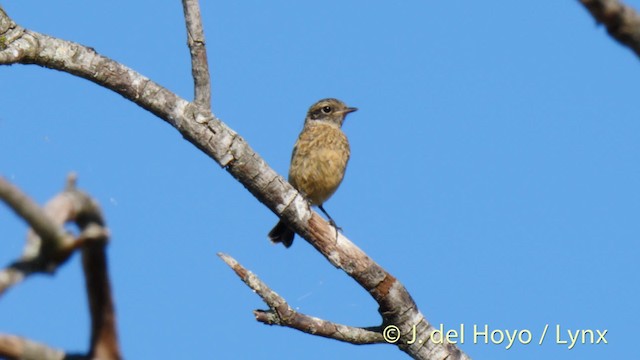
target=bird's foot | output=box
[328,219,342,239]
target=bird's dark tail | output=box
[268,220,295,248]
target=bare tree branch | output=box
[0,176,72,255]
[182,0,212,109]
[0,333,65,360]
[0,6,192,125]
[71,195,121,360]
[39,181,121,360]
[0,175,121,359]
[219,253,386,344]
[0,4,468,359]
[579,0,640,57]
[0,176,79,295]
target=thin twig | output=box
[579,0,640,57]
[218,253,386,344]
[182,0,211,109]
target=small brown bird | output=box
[268,98,357,248]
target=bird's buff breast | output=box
[288,123,350,205]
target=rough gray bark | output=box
[579,0,640,57]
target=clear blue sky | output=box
[1,1,637,359]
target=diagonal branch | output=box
[0,6,192,127]
[182,0,212,109]
[579,0,640,57]
[0,333,66,360]
[0,176,72,256]
[0,176,78,296]
[218,253,385,344]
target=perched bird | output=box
[268,98,357,248]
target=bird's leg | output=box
[318,204,341,238]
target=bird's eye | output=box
[321,106,332,114]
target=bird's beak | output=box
[344,107,358,114]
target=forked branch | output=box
[0,175,121,360]
[219,253,386,344]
